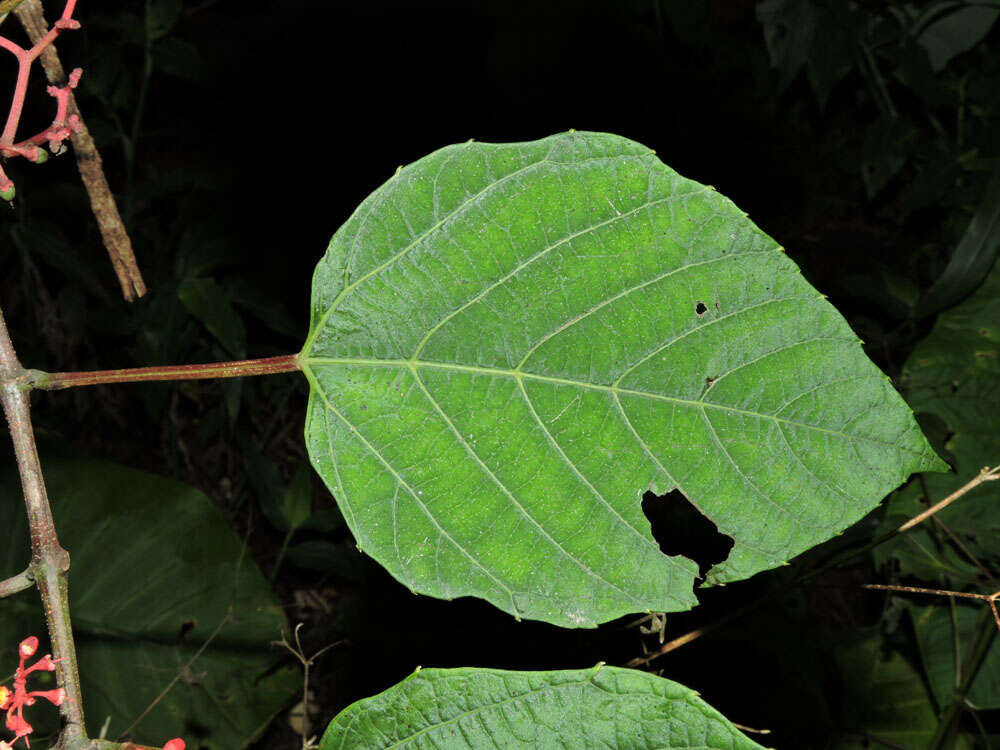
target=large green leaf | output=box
[0,456,299,749]
[301,131,944,628]
[319,665,768,749]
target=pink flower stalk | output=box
[0,0,82,201]
[0,636,65,748]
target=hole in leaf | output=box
[642,490,733,579]
[695,301,708,316]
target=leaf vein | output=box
[308,376,518,611]
[410,366,647,607]
[515,378,656,550]
[411,190,711,360]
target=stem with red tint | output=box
[31,354,301,390]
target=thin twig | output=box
[273,623,348,750]
[116,607,234,741]
[12,0,147,301]
[897,465,1000,533]
[627,616,731,667]
[862,584,1000,632]
[731,721,771,735]
[932,515,999,588]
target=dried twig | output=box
[11,0,147,301]
[273,623,347,750]
[863,583,1000,632]
[897,464,1000,533]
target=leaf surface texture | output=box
[302,131,943,627]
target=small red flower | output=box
[1,636,66,748]
[162,739,186,750]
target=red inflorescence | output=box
[0,636,65,748]
[0,0,83,201]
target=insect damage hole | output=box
[695,301,708,316]
[642,490,733,579]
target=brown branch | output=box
[0,305,87,745]
[897,464,1000,533]
[12,0,147,302]
[0,567,33,597]
[0,0,26,17]
[863,583,1000,632]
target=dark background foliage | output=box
[2,0,999,747]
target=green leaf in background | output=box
[915,165,1000,319]
[862,118,917,198]
[832,632,972,749]
[148,0,183,41]
[911,602,1000,710]
[756,0,855,109]
[178,276,247,358]
[915,2,1000,72]
[0,456,299,749]
[283,461,314,530]
[300,131,943,628]
[319,665,768,749]
[878,256,1000,576]
[756,0,816,90]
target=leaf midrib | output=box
[300,356,918,455]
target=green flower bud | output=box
[0,186,14,202]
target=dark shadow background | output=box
[2,1,998,747]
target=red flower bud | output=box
[18,638,38,659]
[163,739,186,750]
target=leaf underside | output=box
[301,131,943,628]
[319,665,767,750]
